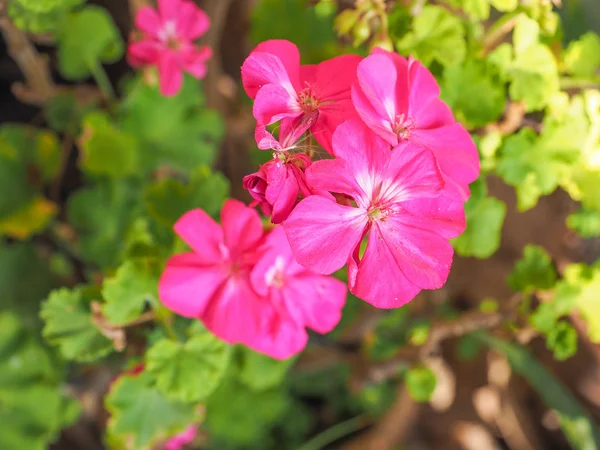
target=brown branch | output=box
[0,15,56,105]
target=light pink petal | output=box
[127,40,161,66]
[241,51,298,100]
[253,40,301,91]
[253,84,301,126]
[381,143,445,203]
[283,195,367,274]
[331,120,391,174]
[135,6,161,37]
[158,0,181,20]
[315,54,362,102]
[159,253,226,318]
[220,199,264,255]
[355,54,399,127]
[201,276,268,345]
[279,111,319,149]
[410,123,480,186]
[176,1,210,39]
[348,230,422,308]
[173,209,224,263]
[165,425,198,450]
[376,212,454,289]
[400,195,466,239]
[255,126,282,150]
[158,51,184,97]
[181,46,212,79]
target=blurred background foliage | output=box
[1,0,600,449]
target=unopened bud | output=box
[334,9,359,36]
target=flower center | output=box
[367,204,390,222]
[392,114,417,140]
[265,256,286,288]
[298,86,319,112]
[159,21,180,50]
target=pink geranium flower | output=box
[351,49,479,199]
[164,425,198,450]
[128,0,212,97]
[243,153,312,224]
[283,121,466,308]
[158,200,346,359]
[241,39,362,154]
[250,227,347,359]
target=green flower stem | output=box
[90,61,115,100]
[296,415,369,450]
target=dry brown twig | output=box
[0,13,56,105]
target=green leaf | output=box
[567,208,600,238]
[507,245,557,292]
[441,60,505,128]
[452,179,506,258]
[478,334,600,450]
[144,166,229,227]
[106,371,198,450]
[397,5,466,67]
[40,286,114,362]
[0,197,57,240]
[490,0,518,12]
[118,76,224,174]
[146,332,231,403]
[405,366,437,402]
[564,32,600,77]
[7,0,86,33]
[78,112,139,178]
[546,321,578,361]
[102,260,159,326]
[57,6,124,80]
[238,348,295,391]
[67,180,141,268]
[45,91,99,133]
[367,307,410,361]
[461,0,490,21]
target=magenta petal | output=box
[411,123,480,186]
[135,6,162,37]
[158,51,183,97]
[407,58,441,116]
[283,195,367,274]
[241,52,297,100]
[181,46,212,79]
[414,99,454,130]
[306,159,362,199]
[355,54,399,126]
[255,126,282,150]
[173,209,224,263]
[267,165,299,224]
[220,199,263,255]
[376,213,454,290]
[351,84,397,145]
[315,54,362,101]
[311,99,358,155]
[401,195,466,239]
[252,40,301,91]
[250,304,308,360]
[348,229,422,308]
[127,40,161,66]
[159,253,226,318]
[176,1,210,39]
[331,120,391,174]
[253,84,301,126]
[158,0,181,20]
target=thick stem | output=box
[90,62,116,100]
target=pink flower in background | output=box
[159,200,345,359]
[241,39,362,154]
[283,121,466,308]
[250,227,346,359]
[351,49,479,200]
[164,425,198,450]
[243,153,312,224]
[128,0,212,96]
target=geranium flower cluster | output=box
[147,35,479,358]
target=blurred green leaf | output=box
[546,321,578,361]
[40,286,114,362]
[106,371,198,450]
[405,366,437,402]
[397,5,466,67]
[564,32,600,77]
[479,334,600,450]
[102,259,159,326]
[7,0,86,33]
[145,332,231,403]
[118,76,223,174]
[452,179,506,258]
[144,166,229,227]
[57,6,124,80]
[567,208,600,238]
[238,348,295,391]
[45,91,98,134]
[507,245,557,292]
[79,112,139,178]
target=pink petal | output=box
[299,64,317,86]
[253,84,301,126]
[165,425,198,450]
[279,111,320,149]
[413,99,455,130]
[381,142,445,203]
[253,40,301,91]
[176,1,210,39]
[158,51,184,97]
[315,54,362,102]
[220,199,264,256]
[127,40,161,66]
[173,209,224,263]
[135,6,161,37]
[181,46,212,79]
[355,54,399,127]
[351,84,397,145]
[158,0,181,20]
[255,126,282,151]
[348,230,422,308]
[201,276,269,345]
[411,123,480,187]
[305,159,363,200]
[241,51,298,100]
[266,164,299,224]
[407,58,441,116]
[401,195,466,239]
[250,303,308,360]
[283,195,367,274]
[331,120,391,173]
[158,253,226,318]
[311,99,358,156]
[376,212,454,290]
